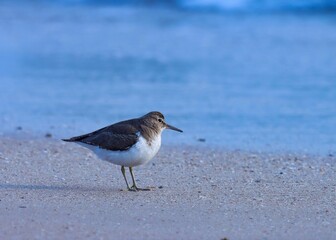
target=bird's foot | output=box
[128,185,151,191]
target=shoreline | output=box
[0,135,335,239]
[1,130,334,157]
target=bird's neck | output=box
[139,124,162,146]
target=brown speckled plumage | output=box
[63,111,171,151]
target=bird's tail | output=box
[62,133,93,142]
[62,138,73,142]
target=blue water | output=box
[3,0,336,12]
[178,0,336,12]
[0,4,335,154]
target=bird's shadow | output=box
[0,183,121,193]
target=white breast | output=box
[77,135,162,167]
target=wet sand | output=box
[0,136,335,239]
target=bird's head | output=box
[142,111,183,133]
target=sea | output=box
[0,0,335,154]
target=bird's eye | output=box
[158,118,162,123]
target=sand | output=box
[0,135,335,239]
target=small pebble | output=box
[16,126,22,130]
[197,138,206,142]
[45,133,52,138]
[19,206,27,208]
[158,186,163,189]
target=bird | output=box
[62,111,183,191]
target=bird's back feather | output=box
[62,119,140,151]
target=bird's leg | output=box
[129,167,138,191]
[121,166,131,191]
[129,167,150,191]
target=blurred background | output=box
[0,0,335,154]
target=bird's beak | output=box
[166,123,183,133]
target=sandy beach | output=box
[1,2,336,239]
[0,135,335,239]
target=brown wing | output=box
[63,120,140,151]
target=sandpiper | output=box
[63,111,183,191]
